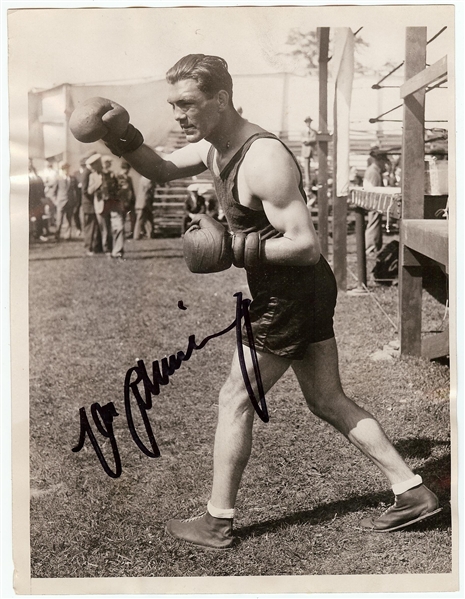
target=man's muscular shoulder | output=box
[241,137,301,200]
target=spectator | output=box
[183,183,207,234]
[363,149,389,256]
[204,188,219,221]
[76,157,102,256]
[133,176,155,240]
[300,116,317,195]
[117,161,136,238]
[28,159,48,242]
[41,159,58,228]
[53,161,79,241]
[86,154,125,259]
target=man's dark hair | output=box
[166,54,233,104]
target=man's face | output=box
[167,79,222,143]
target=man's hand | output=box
[183,215,233,273]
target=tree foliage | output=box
[284,28,376,75]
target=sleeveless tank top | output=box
[206,131,332,298]
[206,131,307,239]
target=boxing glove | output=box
[232,231,261,269]
[183,215,233,273]
[69,97,144,157]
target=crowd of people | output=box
[29,154,221,256]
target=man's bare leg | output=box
[165,346,291,547]
[291,337,413,483]
[210,347,292,509]
[292,337,440,530]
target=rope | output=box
[347,267,398,331]
[372,27,448,89]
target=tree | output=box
[283,28,373,75]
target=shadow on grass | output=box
[236,448,451,543]
[29,252,184,261]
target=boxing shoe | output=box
[165,510,234,549]
[360,484,442,532]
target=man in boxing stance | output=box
[69,54,441,549]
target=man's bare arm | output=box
[241,139,321,266]
[122,140,209,184]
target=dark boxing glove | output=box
[232,231,261,269]
[69,97,144,157]
[183,215,233,273]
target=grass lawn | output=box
[28,232,451,579]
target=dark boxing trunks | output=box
[242,256,337,360]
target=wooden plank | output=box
[333,196,347,291]
[399,262,423,356]
[318,27,330,259]
[354,208,367,287]
[400,56,447,99]
[402,219,449,269]
[331,74,347,290]
[401,27,427,220]
[421,330,449,360]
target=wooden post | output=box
[280,72,290,140]
[354,207,367,287]
[332,83,347,291]
[317,27,329,258]
[399,27,427,355]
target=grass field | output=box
[29,233,451,579]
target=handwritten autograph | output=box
[72,292,268,478]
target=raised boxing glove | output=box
[232,231,261,270]
[69,97,144,157]
[183,215,233,273]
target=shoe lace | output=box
[182,512,206,523]
[379,496,398,517]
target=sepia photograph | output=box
[5,1,461,595]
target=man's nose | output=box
[173,106,186,122]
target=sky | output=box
[8,4,452,90]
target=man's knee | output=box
[218,374,254,419]
[307,392,373,437]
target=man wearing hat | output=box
[53,161,79,241]
[76,156,101,255]
[301,116,317,197]
[363,148,390,255]
[86,154,125,258]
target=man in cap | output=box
[53,161,78,241]
[76,156,101,255]
[363,148,390,255]
[86,154,125,259]
[301,116,318,197]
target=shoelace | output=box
[379,497,398,517]
[182,512,206,523]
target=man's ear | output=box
[217,90,230,111]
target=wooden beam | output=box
[400,56,447,99]
[317,27,330,259]
[401,27,427,220]
[422,330,449,360]
[399,261,423,356]
[333,196,348,291]
[402,219,449,271]
[354,208,367,287]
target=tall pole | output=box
[399,27,427,355]
[332,82,348,291]
[317,27,329,258]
